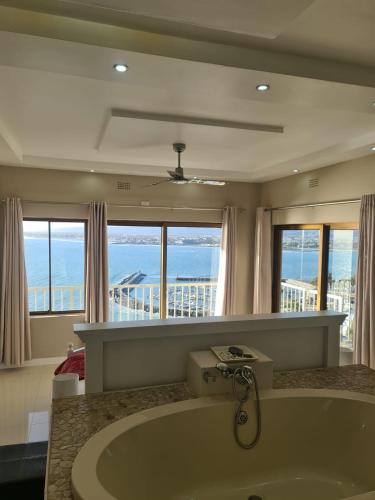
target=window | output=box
[108,222,221,321]
[23,220,86,314]
[273,224,358,348]
[166,225,221,318]
[278,227,321,312]
[108,224,162,321]
[326,227,358,349]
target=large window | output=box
[108,222,221,321]
[273,224,358,348]
[23,220,86,314]
[108,224,162,321]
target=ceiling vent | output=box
[307,178,319,189]
[117,181,131,191]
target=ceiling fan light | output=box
[171,179,188,185]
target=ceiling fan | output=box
[149,143,226,186]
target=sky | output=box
[23,221,221,237]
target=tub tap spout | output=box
[216,362,233,378]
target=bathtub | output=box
[71,389,375,500]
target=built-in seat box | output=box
[187,347,273,397]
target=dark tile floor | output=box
[0,441,47,499]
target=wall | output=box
[0,165,260,358]
[260,154,375,225]
[75,312,345,393]
[260,154,375,365]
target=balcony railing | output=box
[28,281,217,320]
[280,279,355,348]
[28,279,354,348]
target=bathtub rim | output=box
[71,388,375,500]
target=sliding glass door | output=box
[107,222,221,321]
[326,227,358,348]
[273,224,358,348]
[108,224,162,321]
[278,227,321,312]
[166,225,221,318]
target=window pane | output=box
[23,221,50,312]
[327,229,358,349]
[166,226,221,318]
[108,225,161,321]
[279,229,320,312]
[50,222,85,312]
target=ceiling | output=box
[0,1,374,182]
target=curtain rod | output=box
[267,198,361,212]
[0,199,230,212]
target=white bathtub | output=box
[71,389,375,500]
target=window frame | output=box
[24,217,87,316]
[107,220,222,319]
[272,222,358,314]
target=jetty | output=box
[119,271,146,289]
[176,276,214,282]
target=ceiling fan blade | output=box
[167,170,179,179]
[188,177,226,186]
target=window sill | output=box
[30,312,85,319]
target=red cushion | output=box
[54,352,85,380]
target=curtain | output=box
[215,206,237,316]
[0,198,31,366]
[253,207,272,314]
[85,202,109,323]
[354,194,375,367]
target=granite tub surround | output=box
[47,365,375,500]
[273,364,375,392]
[47,383,194,500]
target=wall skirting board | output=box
[74,311,346,394]
[0,356,65,370]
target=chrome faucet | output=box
[215,362,233,378]
[216,361,261,449]
[216,362,254,385]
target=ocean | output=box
[24,238,357,289]
[24,238,221,288]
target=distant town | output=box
[23,232,221,247]
[282,230,358,251]
[110,234,220,246]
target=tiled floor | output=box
[0,365,55,446]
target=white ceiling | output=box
[0,2,375,182]
[44,0,314,39]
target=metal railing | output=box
[29,279,354,348]
[28,281,217,320]
[280,279,355,348]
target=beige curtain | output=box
[354,194,375,367]
[215,206,237,316]
[253,207,272,314]
[0,198,31,366]
[85,202,109,323]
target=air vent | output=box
[117,181,131,191]
[308,178,319,189]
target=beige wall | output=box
[0,165,260,358]
[261,154,375,225]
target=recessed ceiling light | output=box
[371,146,375,151]
[256,84,270,92]
[90,169,95,173]
[293,169,299,173]
[372,101,375,107]
[113,63,128,73]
